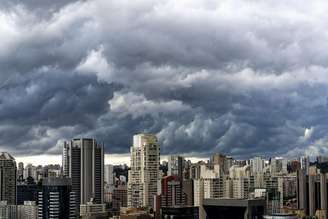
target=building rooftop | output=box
[0,152,15,161]
[203,198,266,207]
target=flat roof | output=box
[203,198,266,207]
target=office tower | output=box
[17,201,38,219]
[251,156,265,174]
[300,156,310,175]
[0,152,17,205]
[297,170,307,213]
[38,177,77,219]
[296,170,328,218]
[127,134,160,208]
[63,138,104,205]
[168,155,184,179]
[160,176,184,207]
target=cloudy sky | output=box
[1,0,328,164]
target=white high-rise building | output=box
[271,157,288,175]
[251,156,265,174]
[232,178,253,199]
[203,178,225,199]
[104,164,115,203]
[127,134,160,208]
[104,164,114,185]
[229,165,251,179]
[200,164,222,179]
[193,179,206,219]
[17,201,38,219]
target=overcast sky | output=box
[1,0,328,163]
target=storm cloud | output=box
[1,0,328,159]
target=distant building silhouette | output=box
[63,138,104,205]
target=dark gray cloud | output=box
[1,0,328,159]
[0,0,80,17]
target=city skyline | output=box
[2,0,328,218]
[1,134,326,218]
[1,0,328,163]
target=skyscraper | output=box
[300,156,310,175]
[0,152,17,205]
[104,164,114,186]
[38,177,77,219]
[128,134,160,208]
[251,156,264,174]
[17,177,39,205]
[160,175,184,207]
[296,170,328,218]
[63,138,104,205]
[168,155,184,179]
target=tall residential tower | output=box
[128,134,160,208]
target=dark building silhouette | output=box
[17,177,40,205]
[63,138,104,206]
[296,170,327,218]
[161,206,199,219]
[38,177,77,219]
[0,152,17,205]
[182,179,193,206]
[203,198,266,219]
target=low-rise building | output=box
[80,199,108,219]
